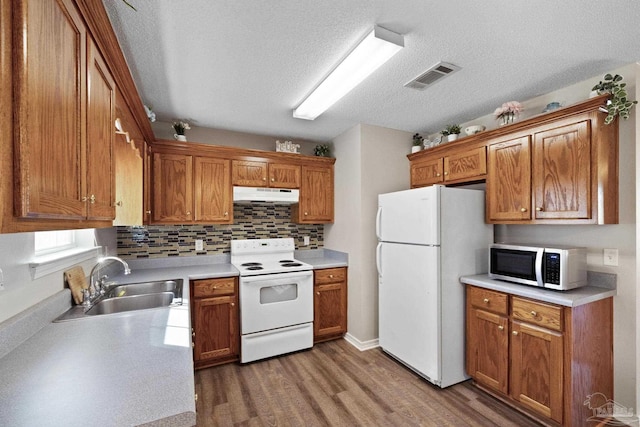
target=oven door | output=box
[240,270,313,335]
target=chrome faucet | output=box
[89,256,131,297]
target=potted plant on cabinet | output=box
[172,120,190,141]
[591,73,638,125]
[411,133,424,153]
[441,125,461,142]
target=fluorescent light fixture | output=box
[293,26,404,120]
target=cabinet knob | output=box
[498,325,504,330]
[146,210,151,214]
[483,298,489,303]
[212,286,217,290]
[115,201,123,207]
[224,212,228,216]
[512,331,519,336]
[192,332,195,337]
[436,173,441,177]
[263,177,267,181]
[304,212,308,216]
[82,196,88,202]
[329,274,334,278]
[316,292,320,295]
[531,310,537,317]
[186,211,191,215]
[443,171,449,176]
[89,195,96,204]
[231,303,235,307]
[520,207,527,212]
[535,206,544,211]
[271,178,275,182]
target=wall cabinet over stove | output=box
[464,284,613,426]
[313,267,348,343]
[191,277,240,369]
[148,140,335,225]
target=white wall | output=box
[325,123,411,343]
[0,229,116,323]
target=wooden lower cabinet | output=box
[465,285,613,426]
[313,267,347,342]
[191,277,239,369]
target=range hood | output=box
[233,186,299,204]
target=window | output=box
[34,230,76,255]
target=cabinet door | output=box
[269,163,301,188]
[297,165,334,223]
[410,157,444,187]
[232,160,268,187]
[487,136,532,221]
[467,308,509,394]
[532,121,591,220]
[194,157,232,223]
[314,280,347,342]
[193,295,239,362]
[152,153,193,223]
[86,37,116,220]
[444,147,486,182]
[510,321,563,423]
[13,0,87,220]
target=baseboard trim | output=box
[344,333,379,351]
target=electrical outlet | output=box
[303,236,310,246]
[603,248,619,266]
[195,239,204,251]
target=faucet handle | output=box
[82,289,91,308]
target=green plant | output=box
[412,133,424,146]
[592,74,638,125]
[441,124,461,136]
[172,120,191,135]
[314,144,331,157]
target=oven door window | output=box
[260,283,298,304]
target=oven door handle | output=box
[240,271,313,283]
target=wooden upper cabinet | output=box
[487,136,532,221]
[269,163,301,188]
[411,157,444,187]
[152,153,193,223]
[232,160,268,187]
[86,37,116,220]
[410,146,486,188]
[232,160,301,188]
[294,165,334,223]
[532,121,591,220]
[194,157,232,223]
[13,0,87,220]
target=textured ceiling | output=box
[103,0,640,142]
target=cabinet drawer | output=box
[193,277,236,298]
[468,286,508,315]
[314,268,346,285]
[511,297,562,332]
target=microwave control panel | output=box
[544,253,561,285]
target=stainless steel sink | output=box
[105,280,182,300]
[54,278,184,321]
[85,292,175,316]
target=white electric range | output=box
[230,238,314,363]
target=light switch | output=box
[603,248,618,266]
[195,239,204,251]
[303,236,310,246]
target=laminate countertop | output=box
[460,274,616,307]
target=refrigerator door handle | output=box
[376,242,383,276]
[375,207,382,240]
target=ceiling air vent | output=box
[404,62,461,91]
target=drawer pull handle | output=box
[483,298,489,303]
[329,274,334,278]
[512,331,518,336]
[531,310,537,317]
[498,325,504,330]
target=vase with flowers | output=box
[494,101,523,126]
[172,120,191,141]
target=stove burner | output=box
[241,262,262,267]
[281,262,303,267]
[246,266,264,271]
[279,260,294,263]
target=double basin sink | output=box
[55,279,183,321]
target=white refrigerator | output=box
[376,185,492,388]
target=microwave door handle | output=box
[535,248,544,287]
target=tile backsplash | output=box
[117,203,323,259]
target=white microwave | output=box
[489,243,587,291]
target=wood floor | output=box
[194,339,542,426]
